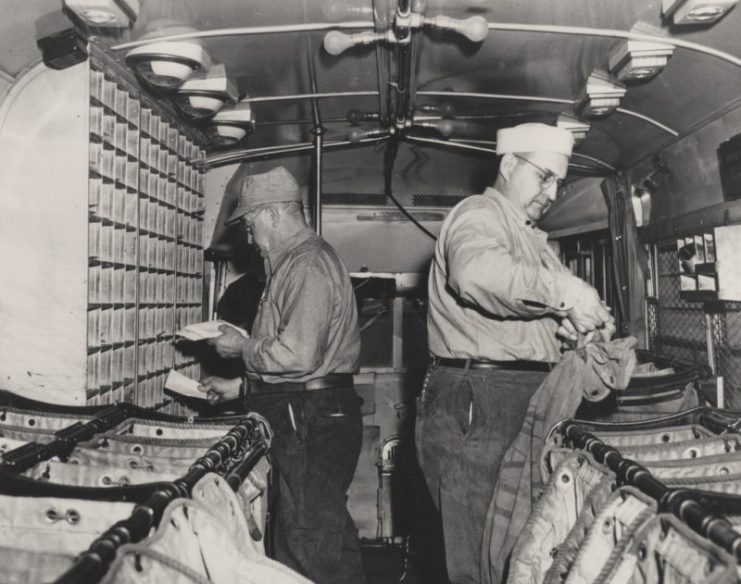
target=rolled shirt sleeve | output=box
[444,205,582,317]
[427,189,590,362]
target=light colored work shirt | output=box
[243,226,360,383]
[428,187,583,363]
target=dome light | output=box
[575,70,626,119]
[662,0,737,25]
[125,39,210,90]
[208,101,255,147]
[64,0,139,28]
[175,64,238,119]
[609,23,673,82]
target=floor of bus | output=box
[361,540,450,584]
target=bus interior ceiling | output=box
[1,0,741,562]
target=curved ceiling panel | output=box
[3,0,740,179]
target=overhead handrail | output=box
[111,22,376,51]
[418,91,679,136]
[202,134,391,168]
[111,21,741,70]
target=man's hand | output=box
[207,325,249,359]
[198,376,242,404]
[557,317,579,342]
[558,314,617,348]
[566,282,613,334]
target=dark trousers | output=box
[415,365,545,584]
[245,386,367,584]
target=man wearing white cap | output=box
[416,123,613,583]
[200,166,366,584]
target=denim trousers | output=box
[243,386,366,584]
[415,365,545,584]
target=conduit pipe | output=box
[238,90,678,136]
[418,91,678,136]
[448,138,616,171]
[112,21,741,69]
[202,135,391,168]
[406,135,613,173]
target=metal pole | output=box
[313,128,324,235]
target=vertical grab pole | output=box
[303,2,324,235]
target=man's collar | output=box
[264,225,317,269]
[483,187,542,232]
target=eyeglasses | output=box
[514,155,567,196]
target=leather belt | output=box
[430,356,552,373]
[250,373,354,394]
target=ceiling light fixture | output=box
[609,22,674,82]
[175,64,237,119]
[662,0,737,24]
[64,0,139,28]
[557,113,590,144]
[323,13,488,55]
[125,28,210,90]
[208,100,255,147]
[575,70,626,119]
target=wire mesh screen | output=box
[412,194,466,207]
[715,302,741,408]
[653,244,708,365]
[322,193,388,206]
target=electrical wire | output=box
[383,137,438,240]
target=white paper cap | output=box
[496,123,574,156]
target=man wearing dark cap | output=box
[417,123,614,583]
[200,166,366,584]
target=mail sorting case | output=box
[0,42,206,412]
